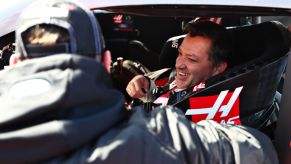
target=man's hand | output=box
[126,75,150,98]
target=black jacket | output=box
[0,54,126,163]
[0,54,278,163]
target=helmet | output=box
[15,0,104,61]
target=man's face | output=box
[175,35,215,89]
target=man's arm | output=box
[126,68,172,102]
[126,75,157,102]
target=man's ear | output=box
[212,62,227,76]
[101,50,112,73]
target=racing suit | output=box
[140,68,205,108]
[0,54,278,163]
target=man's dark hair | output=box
[18,24,71,59]
[185,21,233,68]
[22,24,70,46]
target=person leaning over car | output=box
[126,21,231,105]
[0,0,278,163]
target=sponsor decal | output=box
[113,15,123,24]
[169,80,177,90]
[185,86,243,124]
[171,39,179,48]
[193,82,205,92]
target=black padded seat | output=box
[159,34,185,68]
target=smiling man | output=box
[126,20,231,105]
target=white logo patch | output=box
[9,79,51,98]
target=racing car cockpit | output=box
[159,21,290,137]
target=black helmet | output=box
[15,0,104,61]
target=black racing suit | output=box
[0,54,278,163]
